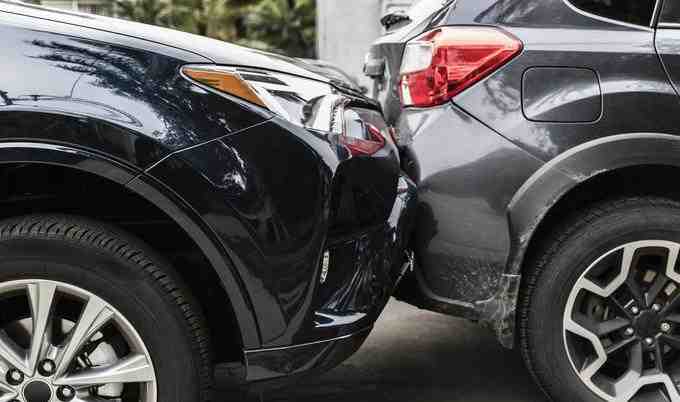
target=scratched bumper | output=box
[243,173,417,384]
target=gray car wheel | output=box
[521,197,680,402]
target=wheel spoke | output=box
[646,273,668,307]
[0,331,27,375]
[565,317,607,380]
[626,276,646,308]
[664,291,680,316]
[596,317,630,337]
[630,341,643,373]
[0,393,18,402]
[612,342,643,400]
[54,296,113,378]
[0,376,14,396]
[606,337,637,355]
[0,362,16,393]
[661,334,680,350]
[665,244,680,284]
[72,397,109,402]
[573,314,629,337]
[55,354,154,388]
[655,342,665,372]
[607,296,633,320]
[27,282,56,374]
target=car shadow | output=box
[235,300,548,402]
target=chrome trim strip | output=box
[244,327,371,354]
[561,0,653,32]
[652,0,663,27]
[659,22,680,29]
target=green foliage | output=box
[241,0,316,57]
[112,0,316,57]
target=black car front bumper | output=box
[244,173,416,384]
[147,113,417,386]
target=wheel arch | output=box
[0,141,261,352]
[509,133,680,278]
[494,133,680,347]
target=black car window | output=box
[661,0,680,24]
[567,0,656,27]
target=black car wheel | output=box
[521,197,680,402]
[0,215,212,402]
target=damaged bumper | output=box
[244,173,417,384]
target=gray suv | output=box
[366,1,680,401]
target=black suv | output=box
[367,1,680,401]
[0,2,416,402]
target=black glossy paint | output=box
[147,117,415,348]
[0,1,415,387]
[368,0,680,346]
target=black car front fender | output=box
[0,140,262,349]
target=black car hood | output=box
[0,1,330,83]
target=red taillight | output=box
[399,27,522,108]
[339,124,386,156]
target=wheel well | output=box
[0,163,244,364]
[524,164,680,263]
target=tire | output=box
[0,214,212,402]
[520,197,680,402]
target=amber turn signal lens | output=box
[182,67,267,108]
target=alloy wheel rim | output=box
[564,240,680,402]
[0,279,156,402]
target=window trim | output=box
[659,22,680,29]
[562,0,656,32]
[652,0,663,26]
[657,0,680,28]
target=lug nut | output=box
[6,368,23,385]
[662,322,672,333]
[631,306,640,315]
[624,327,635,337]
[38,359,55,376]
[57,385,75,401]
[653,304,662,312]
[645,337,655,347]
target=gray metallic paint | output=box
[521,67,602,123]
[371,0,680,346]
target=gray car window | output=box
[567,0,655,26]
[661,0,680,24]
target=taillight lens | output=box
[399,27,522,107]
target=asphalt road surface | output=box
[247,299,549,402]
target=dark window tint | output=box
[568,0,656,26]
[661,0,680,24]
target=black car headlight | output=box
[182,65,389,156]
[181,65,336,128]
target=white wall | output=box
[316,0,383,89]
[316,0,416,89]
